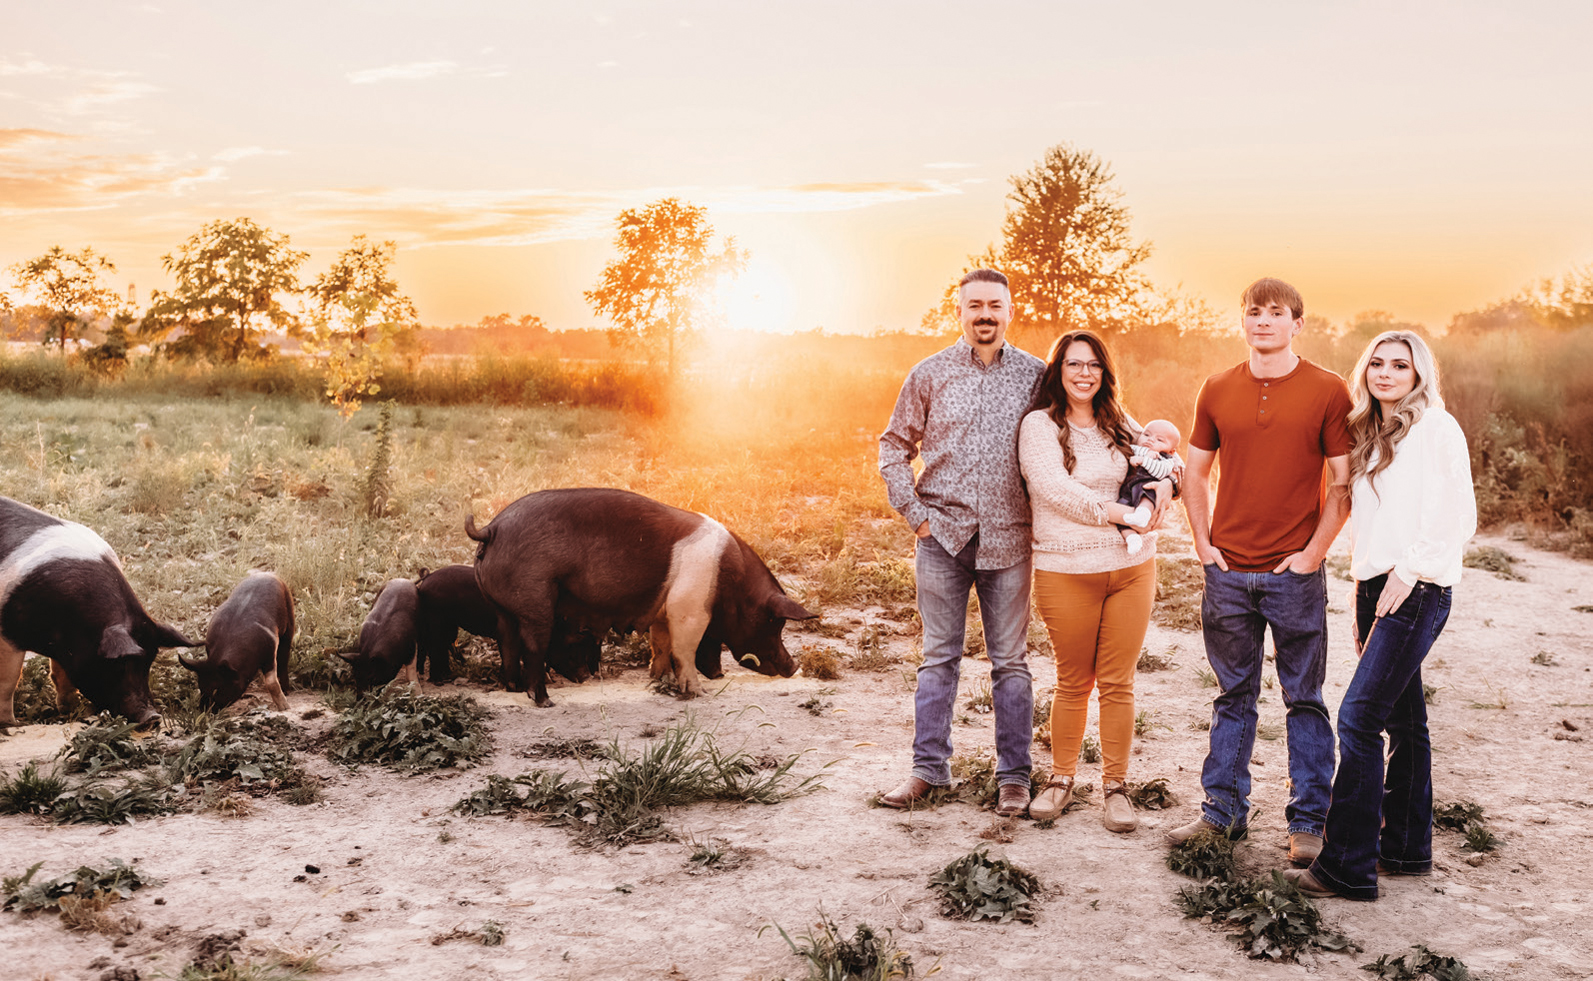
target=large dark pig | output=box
[0,496,197,727]
[466,487,815,707]
[179,571,295,711]
[339,578,420,692]
[415,564,599,687]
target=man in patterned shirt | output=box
[877,268,1046,816]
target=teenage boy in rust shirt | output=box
[1168,278,1352,869]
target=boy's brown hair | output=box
[1240,278,1304,320]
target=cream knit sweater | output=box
[1018,409,1155,574]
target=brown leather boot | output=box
[880,776,936,809]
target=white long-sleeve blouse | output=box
[1349,405,1477,586]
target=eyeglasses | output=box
[1063,359,1104,375]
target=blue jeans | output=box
[1311,575,1451,900]
[1199,565,1334,835]
[912,535,1034,787]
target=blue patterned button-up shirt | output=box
[879,338,1045,570]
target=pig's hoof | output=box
[534,696,554,708]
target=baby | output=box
[1118,419,1183,556]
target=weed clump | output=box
[848,625,899,672]
[1462,546,1524,580]
[1362,944,1472,980]
[1136,645,1178,672]
[327,689,491,772]
[1177,872,1357,962]
[929,847,1041,924]
[0,762,67,815]
[798,645,843,680]
[3,858,159,913]
[51,773,182,825]
[1167,827,1238,881]
[1078,735,1101,764]
[452,715,824,847]
[1125,777,1177,810]
[1434,800,1498,852]
[775,909,917,980]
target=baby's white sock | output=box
[1124,505,1151,528]
[1124,532,1143,555]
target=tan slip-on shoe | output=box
[1028,775,1076,821]
[1102,781,1137,833]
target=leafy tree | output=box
[7,246,122,349]
[584,198,746,376]
[304,235,421,416]
[142,218,307,362]
[931,144,1153,344]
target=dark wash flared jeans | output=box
[1311,574,1452,900]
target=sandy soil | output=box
[3,530,1591,981]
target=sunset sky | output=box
[4,1,1591,335]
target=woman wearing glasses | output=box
[1019,330,1174,831]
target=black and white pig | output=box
[0,496,197,727]
[466,487,815,707]
[179,571,295,711]
[415,564,600,687]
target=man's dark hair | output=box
[959,268,1009,290]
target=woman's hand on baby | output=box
[1145,480,1176,529]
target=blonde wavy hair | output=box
[1347,330,1443,494]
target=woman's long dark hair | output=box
[1035,330,1135,473]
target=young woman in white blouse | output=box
[1019,331,1173,831]
[1286,330,1476,901]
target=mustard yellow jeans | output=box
[1034,559,1156,784]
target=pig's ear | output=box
[328,644,362,662]
[100,624,143,659]
[148,620,200,649]
[177,650,208,672]
[770,594,818,621]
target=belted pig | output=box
[340,578,421,692]
[415,564,600,687]
[466,487,815,707]
[0,495,197,727]
[179,571,295,711]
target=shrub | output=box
[1462,546,1525,581]
[1126,777,1177,810]
[929,847,1041,924]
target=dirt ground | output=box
[3,529,1591,981]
